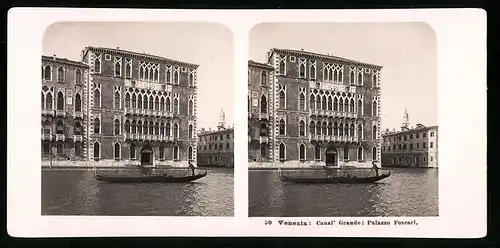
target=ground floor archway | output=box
[140,145,153,166]
[325,146,339,167]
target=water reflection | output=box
[249,168,438,217]
[42,168,234,216]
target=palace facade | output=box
[197,127,234,168]
[42,47,199,167]
[381,110,438,168]
[248,48,383,168]
[41,55,89,161]
[248,60,275,162]
[197,110,234,168]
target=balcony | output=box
[259,112,269,120]
[163,111,173,118]
[55,134,65,141]
[42,109,55,116]
[125,78,173,92]
[259,136,269,143]
[73,135,83,142]
[73,111,84,119]
[346,112,356,118]
[145,109,152,116]
[309,81,356,94]
[55,110,66,117]
[154,110,162,116]
[41,133,52,141]
[309,109,320,116]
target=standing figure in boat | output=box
[371,161,379,176]
[188,160,196,176]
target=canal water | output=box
[42,168,234,216]
[249,168,438,217]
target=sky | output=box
[249,22,437,131]
[43,22,234,130]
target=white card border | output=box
[7,8,487,238]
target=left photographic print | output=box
[41,22,234,216]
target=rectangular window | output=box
[416,133,419,138]
[423,133,427,138]
[423,142,427,148]
[290,56,296,62]
[431,157,433,161]
[430,142,434,148]
[56,143,63,155]
[43,143,50,154]
[75,142,81,156]
[105,54,111,60]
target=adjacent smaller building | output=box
[197,110,234,168]
[381,110,438,168]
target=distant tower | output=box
[217,109,226,131]
[401,108,410,131]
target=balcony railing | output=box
[309,109,359,118]
[309,134,359,143]
[125,108,174,118]
[41,133,52,141]
[259,112,269,120]
[55,110,66,117]
[73,135,83,142]
[55,134,65,141]
[163,111,173,118]
[309,81,357,94]
[73,111,84,119]
[125,78,173,92]
[259,136,269,143]
[125,132,178,142]
[42,109,55,116]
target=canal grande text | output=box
[265,219,419,226]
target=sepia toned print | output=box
[248,22,438,217]
[41,22,234,216]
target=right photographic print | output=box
[248,22,438,217]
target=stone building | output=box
[248,48,383,168]
[41,55,89,161]
[197,110,234,167]
[248,60,275,162]
[79,46,199,167]
[381,110,438,168]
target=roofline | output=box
[42,55,89,68]
[248,60,275,70]
[268,48,383,70]
[83,46,200,68]
[198,128,234,136]
[381,125,438,137]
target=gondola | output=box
[94,169,208,183]
[278,169,391,184]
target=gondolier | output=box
[188,161,196,176]
[371,161,379,176]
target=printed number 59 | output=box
[265,220,272,225]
